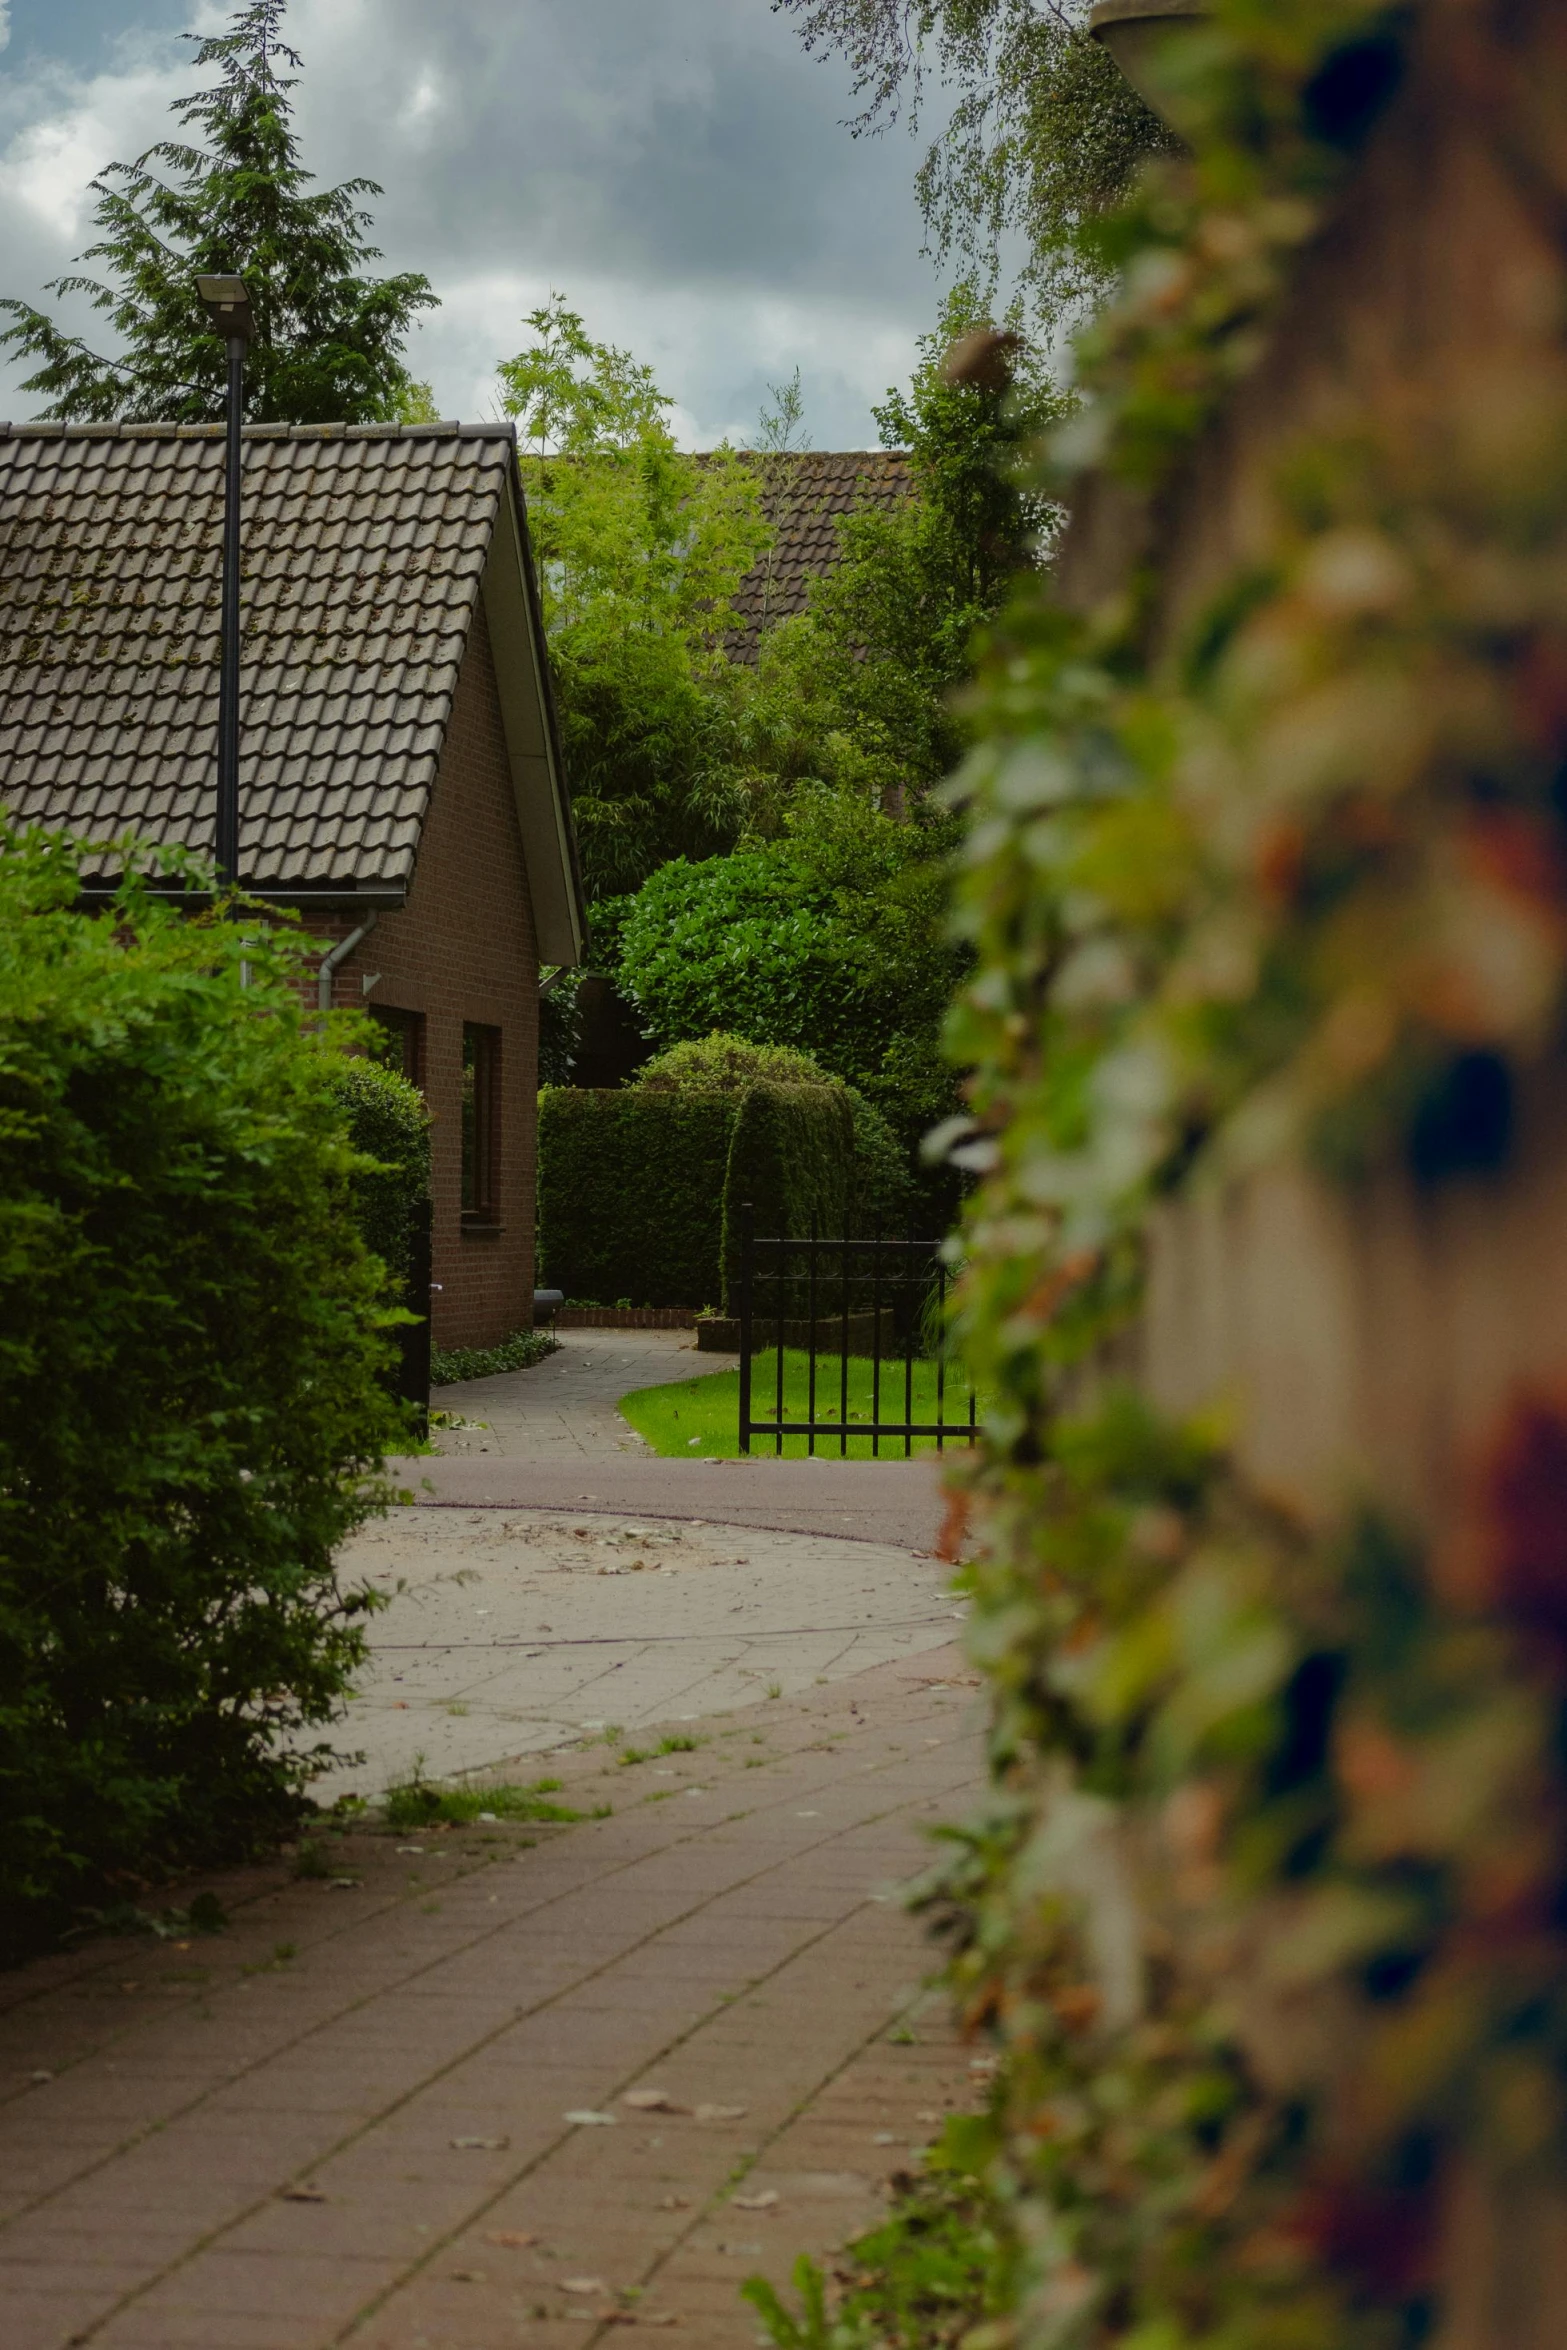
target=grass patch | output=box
[617,1350,983,1460]
[431,1328,560,1386]
[382,1766,595,1831]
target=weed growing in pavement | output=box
[618,1747,653,1768]
[243,1942,297,1976]
[382,1762,592,1831]
[292,1840,332,1880]
[657,1733,704,1754]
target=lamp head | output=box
[196,274,255,342]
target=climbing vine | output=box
[929,2,1567,2343]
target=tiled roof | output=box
[723,449,912,662]
[0,421,522,892]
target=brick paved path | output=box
[0,1647,984,2350]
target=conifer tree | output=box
[0,0,436,424]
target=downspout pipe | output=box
[318,911,378,1015]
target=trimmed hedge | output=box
[538,1077,891,1311]
[0,830,407,1955]
[718,1080,853,1303]
[538,1087,737,1310]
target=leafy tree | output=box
[497,295,771,899]
[743,281,1070,812]
[773,0,1173,325]
[613,788,964,1163]
[0,0,436,424]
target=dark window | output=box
[368,1006,424,1087]
[461,1023,501,1224]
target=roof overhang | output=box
[482,460,586,967]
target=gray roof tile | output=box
[0,421,517,888]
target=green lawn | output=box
[618,1348,981,1460]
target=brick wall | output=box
[312,600,540,1350]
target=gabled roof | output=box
[723,449,913,663]
[0,419,585,960]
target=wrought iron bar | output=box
[738,1200,754,1457]
[735,1230,979,1454]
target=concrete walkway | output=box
[433,1330,727,1463]
[324,1509,964,1797]
[0,1649,985,2350]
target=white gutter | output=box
[317,911,378,1014]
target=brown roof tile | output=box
[723,448,913,663]
[0,421,518,891]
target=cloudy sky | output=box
[0,0,950,447]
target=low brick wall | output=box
[552,1307,695,1330]
[696,1313,886,1355]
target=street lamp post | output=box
[195,274,255,890]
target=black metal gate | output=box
[736,1208,977,1457]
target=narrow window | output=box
[368,1006,424,1087]
[461,1023,501,1224]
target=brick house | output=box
[0,418,585,1350]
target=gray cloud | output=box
[0,0,946,446]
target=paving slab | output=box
[0,1650,986,2350]
[323,1508,964,1797]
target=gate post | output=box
[737,1201,754,1456]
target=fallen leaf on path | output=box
[486,2231,538,2248]
[564,2109,617,2126]
[561,2277,610,2296]
[624,2089,688,2113]
[657,2194,692,2210]
[872,2132,898,2145]
[28,2070,52,2085]
[327,1878,362,1891]
[732,2190,780,2211]
[636,2314,682,2327]
[451,2135,510,2150]
[450,2269,486,2283]
[279,2185,328,2203]
[693,2103,747,2123]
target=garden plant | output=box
[0,829,411,1956]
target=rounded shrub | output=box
[635,1033,831,1094]
[324,1056,431,1295]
